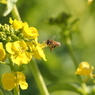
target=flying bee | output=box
[46,39,61,51]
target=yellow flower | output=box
[87,0,93,4]
[9,18,23,30]
[11,52,32,66]
[33,45,47,61]
[6,41,32,65]
[2,72,28,91]
[29,27,39,39]
[27,40,47,61]
[75,62,94,75]
[6,40,27,54]
[75,62,95,82]
[22,22,39,39]
[0,43,6,61]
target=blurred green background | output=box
[0,0,95,95]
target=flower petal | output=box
[19,81,28,90]
[11,52,32,65]
[0,43,6,61]
[9,18,23,30]
[2,73,16,91]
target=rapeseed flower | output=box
[75,62,93,75]
[22,22,39,39]
[2,72,28,91]
[9,18,23,30]
[75,62,95,82]
[0,18,47,65]
[6,40,32,65]
[27,39,47,61]
[9,18,39,40]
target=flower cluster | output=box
[0,18,47,91]
[75,62,95,82]
[0,18,47,65]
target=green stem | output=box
[11,5,21,21]
[65,37,82,82]
[8,57,20,95]
[65,37,88,94]
[29,59,50,95]
[8,57,15,71]
[81,83,88,95]
[65,37,78,68]
[14,86,20,95]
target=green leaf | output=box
[3,0,18,16]
[48,82,83,95]
[0,85,13,95]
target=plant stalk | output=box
[29,59,50,95]
[11,5,21,21]
[65,37,82,82]
[14,86,20,95]
[8,57,20,95]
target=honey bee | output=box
[46,39,61,51]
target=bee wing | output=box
[52,35,56,40]
[56,42,61,46]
